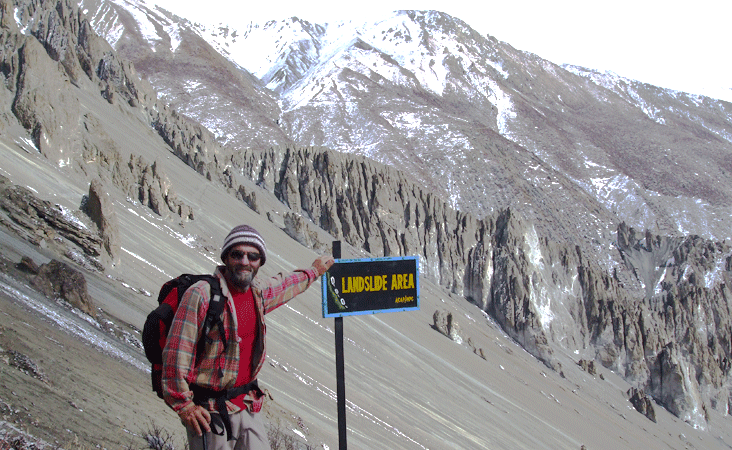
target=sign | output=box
[322,256,419,318]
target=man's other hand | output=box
[180,404,211,436]
[313,254,335,277]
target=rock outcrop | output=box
[128,155,194,220]
[628,387,657,423]
[1,0,195,223]
[84,178,120,264]
[229,145,732,427]
[2,0,151,158]
[0,176,104,268]
[578,359,598,377]
[2,348,49,384]
[432,309,459,342]
[31,259,96,316]
[283,212,327,251]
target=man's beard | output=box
[226,264,258,289]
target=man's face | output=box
[223,244,262,289]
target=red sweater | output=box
[230,287,256,409]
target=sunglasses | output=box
[228,250,262,262]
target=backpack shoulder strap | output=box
[201,275,224,317]
[195,276,227,361]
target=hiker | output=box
[161,224,334,450]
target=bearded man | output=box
[162,224,334,450]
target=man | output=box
[162,224,334,450]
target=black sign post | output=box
[332,241,347,450]
[324,242,420,449]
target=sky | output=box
[150,0,731,101]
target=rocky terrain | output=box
[1,0,732,447]
[1,159,730,449]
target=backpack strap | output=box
[191,380,263,440]
[195,276,227,362]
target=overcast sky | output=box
[150,0,731,101]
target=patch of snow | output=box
[530,280,553,333]
[526,225,543,268]
[491,81,516,136]
[291,429,306,440]
[654,265,669,295]
[184,80,202,91]
[680,265,693,283]
[105,20,125,48]
[626,88,666,124]
[705,251,732,289]
[165,23,182,51]
[525,226,556,332]
[87,2,125,48]
[56,205,87,230]
[679,359,708,430]
[114,0,163,50]
[121,247,170,277]
[15,6,29,34]
[15,137,38,153]
[0,273,147,371]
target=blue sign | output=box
[322,256,419,318]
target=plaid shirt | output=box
[161,265,318,416]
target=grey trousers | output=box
[187,410,269,450]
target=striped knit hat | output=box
[221,225,267,265]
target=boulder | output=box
[16,256,40,274]
[432,309,462,343]
[578,359,597,376]
[32,259,96,316]
[628,387,657,423]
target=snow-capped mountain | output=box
[83,2,732,254]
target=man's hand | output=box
[312,254,335,277]
[179,405,211,436]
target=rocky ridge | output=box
[233,145,732,427]
[1,0,207,223]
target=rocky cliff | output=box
[230,145,732,426]
[1,0,200,224]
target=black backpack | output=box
[142,274,227,398]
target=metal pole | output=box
[333,241,347,449]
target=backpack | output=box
[142,274,227,399]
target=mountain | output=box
[88,5,732,243]
[1,0,732,448]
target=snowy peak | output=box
[191,17,327,92]
[186,10,510,99]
